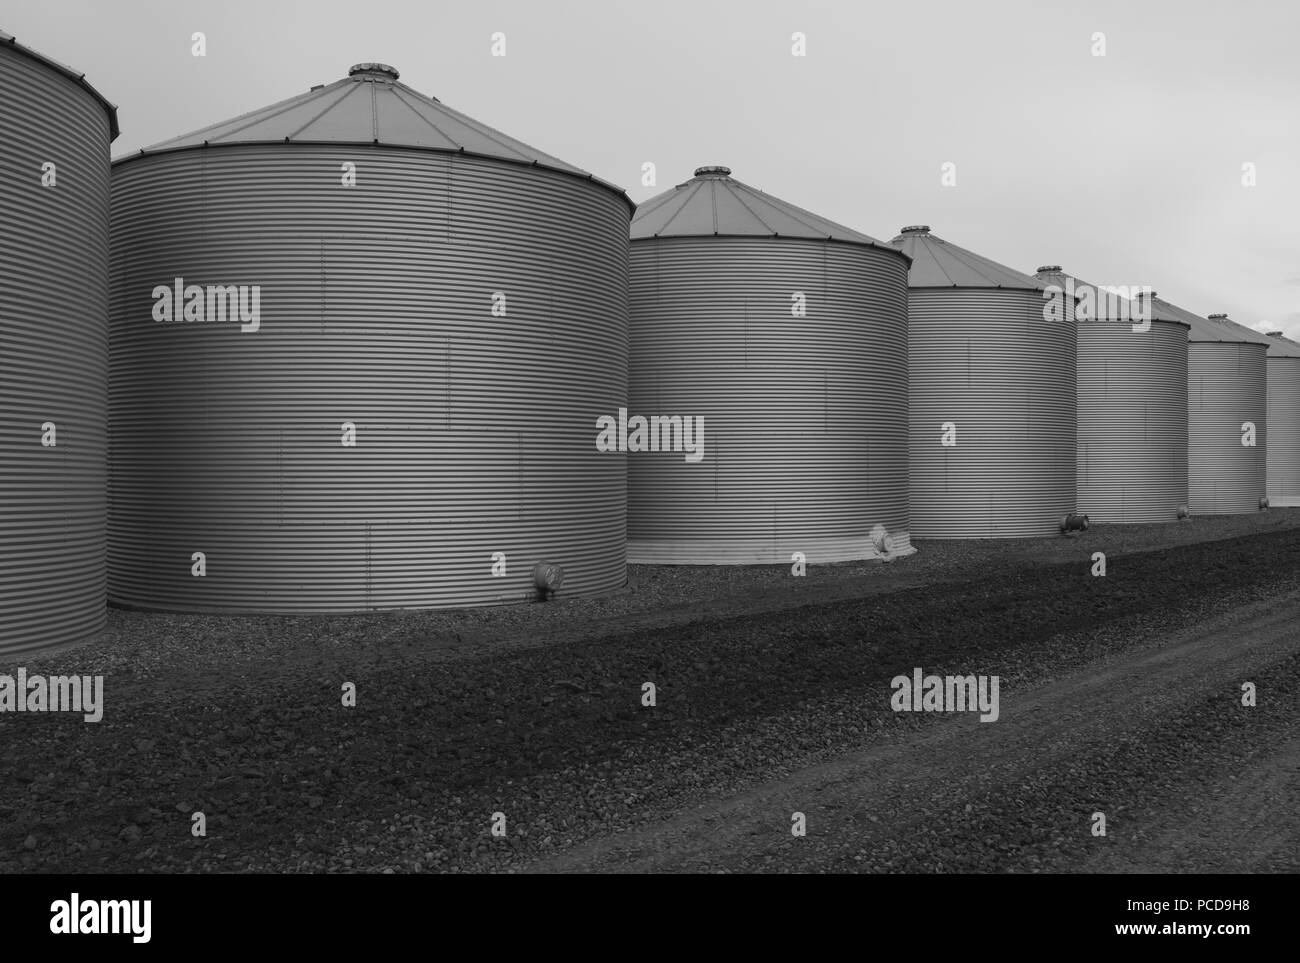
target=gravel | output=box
[1,510,1298,873]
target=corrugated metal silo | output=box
[1259,329,1300,506]
[1,33,118,656]
[627,166,912,564]
[1204,312,1298,508]
[1138,295,1267,515]
[1034,268,1189,523]
[891,228,1076,538]
[109,64,632,612]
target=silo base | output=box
[1076,508,1189,524]
[1267,496,1300,507]
[1188,498,1269,515]
[628,533,915,566]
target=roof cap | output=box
[693,165,731,177]
[1037,264,1062,273]
[899,225,931,235]
[348,63,399,80]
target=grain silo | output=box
[1136,295,1268,515]
[1259,329,1300,506]
[109,64,632,612]
[892,228,1075,538]
[1033,268,1189,523]
[628,166,911,564]
[1204,313,1297,508]
[0,33,118,656]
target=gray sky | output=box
[11,0,1298,334]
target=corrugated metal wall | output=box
[1267,357,1300,506]
[1188,343,1267,514]
[0,43,113,656]
[628,237,911,563]
[109,146,629,611]
[1077,320,1189,522]
[909,289,1077,537]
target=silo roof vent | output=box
[899,225,931,235]
[349,63,399,80]
[1037,265,1062,274]
[693,165,731,177]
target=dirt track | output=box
[525,588,1300,873]
[3,513,1299,873]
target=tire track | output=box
[524,591,1300,873]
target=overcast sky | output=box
[9,0,1298,334]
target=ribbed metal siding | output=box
[109,146,629,612]
[1188,343,1267,514]
[909,288,1077,537]
[628,237,910,564]
[0,47,111,656]
[1266,357,1300,505]
[1077,320,1189,522]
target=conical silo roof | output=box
[1032,266,1189,327]
[1,29,119,140]
[116,62,630,207]
[1144,294,1269,345]
[1260,330,1300,358]
[1208,313,1294,355]
[630,166,901,253]
[1120,288,1185,326]
[890,226,1043,290]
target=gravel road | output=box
[2,512,1298,873]
[525,586,1300,872]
